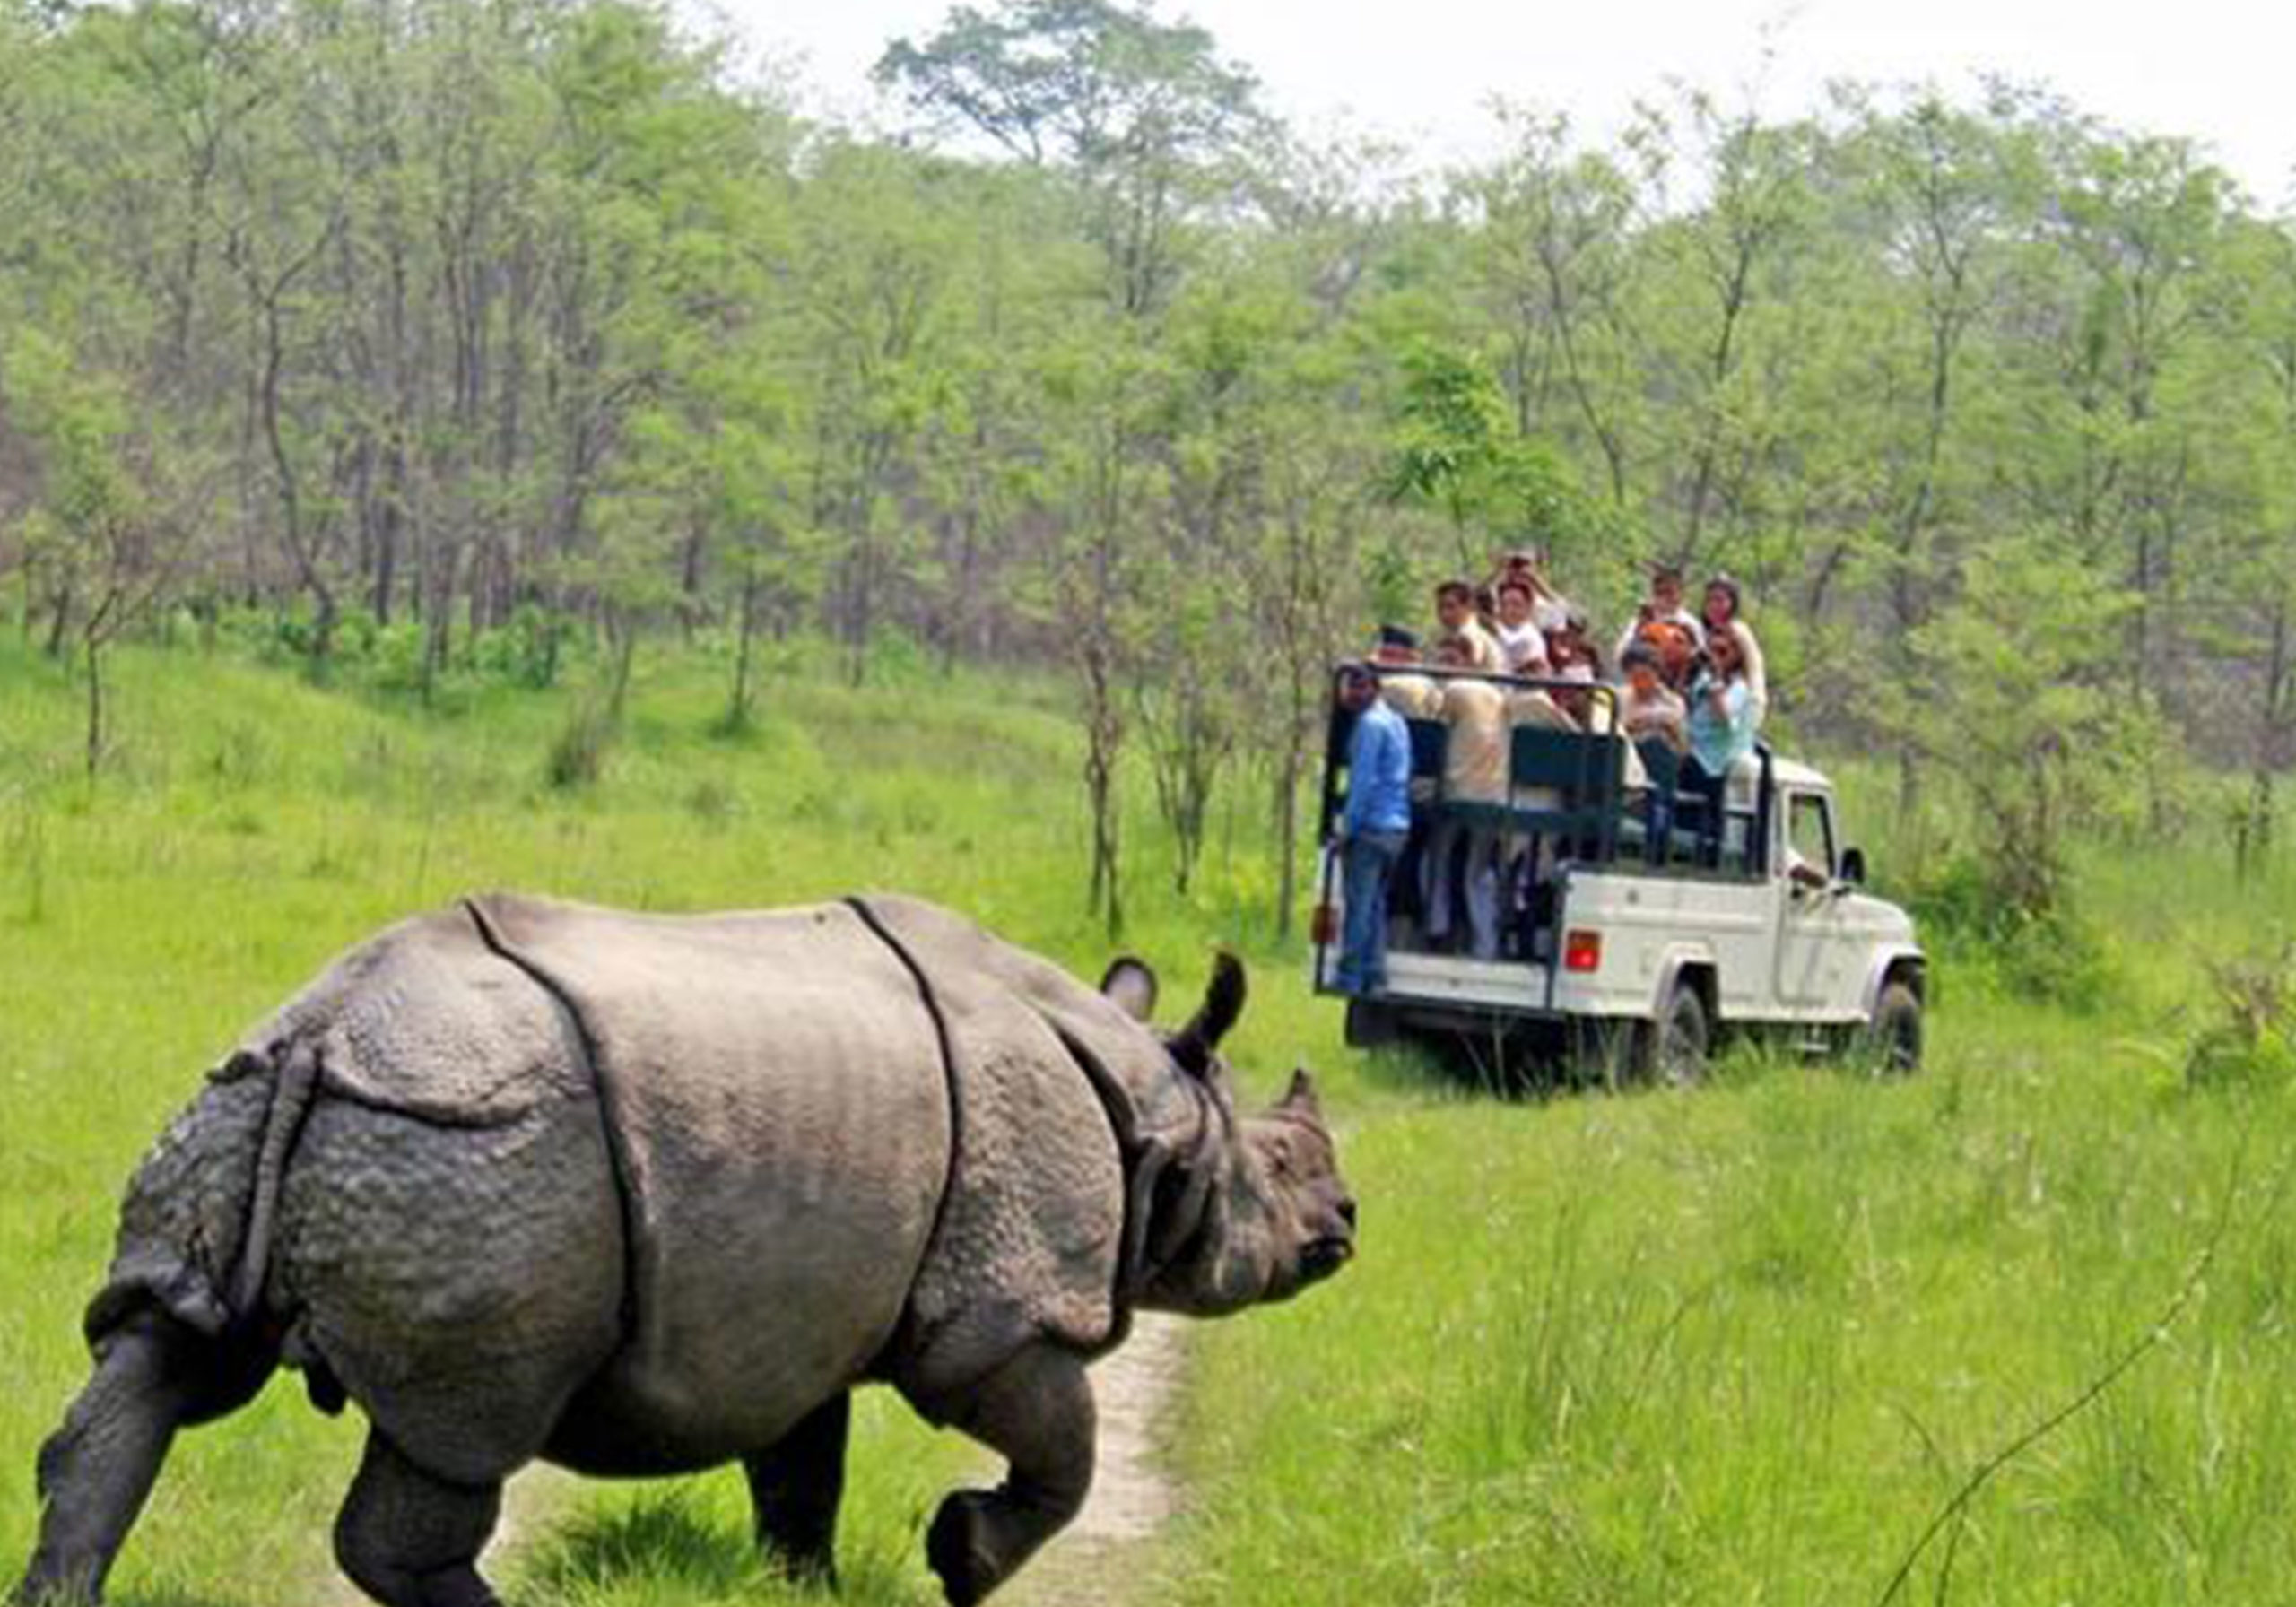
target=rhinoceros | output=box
[14,892,1355,1607]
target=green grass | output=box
[4,632,2294,1605]
[0,632,1352,1605]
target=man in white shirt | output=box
[1613,561,1707,669]
[1492,578,1549,677]
[1495,548,1573,636]
[1432,579,1501,672]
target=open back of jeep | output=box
[1309,665,1926,1077]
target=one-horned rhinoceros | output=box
[15,892,1355,1607]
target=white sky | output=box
[718,0,2296,209]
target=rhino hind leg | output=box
[333,1430,505,1607]
[15,1310,275,1606]
[920,1347,1095,1607]
[743,1391,851,1585]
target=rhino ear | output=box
[1100,957,1160,1023]
[1170,952,1247,1075]
[1283,1067,1322,1115]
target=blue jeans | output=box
[1336,828,1407,995]
[1683,756,1729,868]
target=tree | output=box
[882,0,1270,935]
[1907,539,2156,917]
[4,329,197,775]
[1463,104,1648,509]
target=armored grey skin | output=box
[14,893,1355,1607]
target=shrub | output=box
[544,700,615,791]
[1905,852,2119,1010]
[2187,943,2296,1090]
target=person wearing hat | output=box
[1370,624,1441,717]
[1332,661,1412,995]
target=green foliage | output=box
[2187,944,2296,1090]
[1907,539,2160,921]
[7,0,2296,984]
[3,636,2296,1607]
[544,699,619,791]
[1386,343,1607,573]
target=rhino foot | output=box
[911,1345,1097,1606]
[745,1393,850,1587]
[926,1491,998,1607]
[332,1431,504,1607]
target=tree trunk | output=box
[728,566,761,729]
[83,632,105,780]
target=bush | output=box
[1904,852,2119,1010]
[2187,944,2296,1090]
[544,700,616,791]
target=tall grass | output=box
[1164,1009,2296,1605]
[3,633,2292,1605]
[0,633,1352,1606]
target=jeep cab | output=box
[1309,665,1926,1081]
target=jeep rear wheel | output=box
[1344,997,1401,1049]
[1864,980,1923,1074]
[1639,980,1710,1087]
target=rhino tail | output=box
[83,1040,321,1397]
[227,1039,320,1319]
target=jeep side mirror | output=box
[1839,847,1866,887]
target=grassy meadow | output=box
[4,632,2295,1606]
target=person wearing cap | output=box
[1701,573,1767,719]
[1370,624,1442,718]
[1332,662,1412,995]
[1613,560,1707,670]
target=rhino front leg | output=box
[924,1346,1094,1607]
[15,1319,195,1605]
[333,1430,505,1607]
[743,1391,851,1585]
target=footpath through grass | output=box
[4,635,2294,1606]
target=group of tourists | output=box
[1330,553,1770,997]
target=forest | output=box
[11,8,2296,1603]
[4,0,2295,938]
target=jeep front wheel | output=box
[1864,980,1923,1074]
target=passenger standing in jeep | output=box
[1684,627,1760,865]
[1425,636,1510,960]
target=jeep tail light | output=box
[1564,929,1603,973]
[1311,903,1338,945]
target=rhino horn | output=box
[1100,957,1160,1023]
[1170,952,1247,1075]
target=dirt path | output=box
[317,1318,1187,1607]
[1004,1312,1187,1606]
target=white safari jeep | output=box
[1309,666,1926,1081]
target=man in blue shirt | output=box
[1334,662,1412,995]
